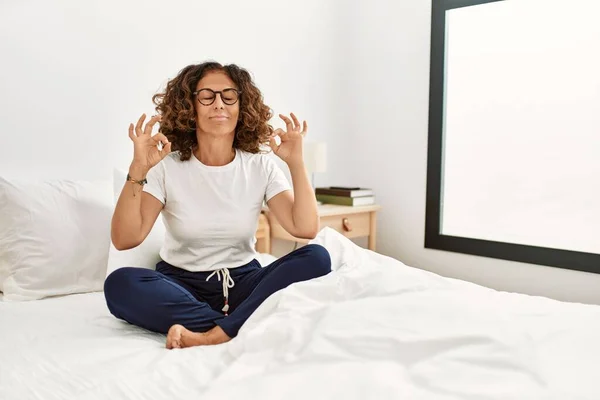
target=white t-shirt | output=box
[143,149,291,272]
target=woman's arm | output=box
[266,113,319,239]
[111,164,164,250]
[267,161,319,239]
[112,114,171,250]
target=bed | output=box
[2,180,600,399]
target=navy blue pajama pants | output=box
[103,244,331,339]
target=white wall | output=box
[339,0,600,305]
[0,0,350,185]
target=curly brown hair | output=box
[152,61,273,161]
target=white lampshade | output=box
[303,141,327,173]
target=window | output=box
[425,0,600,274]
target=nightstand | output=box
[263,204,381,251]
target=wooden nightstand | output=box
[263,204,381,251]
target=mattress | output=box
[1,228,600,400]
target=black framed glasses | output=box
[192,88,241,106]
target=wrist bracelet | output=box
[126,173,147,186]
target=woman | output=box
[104,61,331,349]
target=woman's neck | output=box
[194,132,235,166]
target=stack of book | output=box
[315,186,375,206]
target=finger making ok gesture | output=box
[268,113,307,167]
[129,114,172,172]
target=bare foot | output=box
[165,324,185,349]
[166,324,231,349]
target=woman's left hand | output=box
[269,113,307,167]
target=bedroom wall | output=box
[337,0,600,305]
[0,0,349,187]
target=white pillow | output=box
[0,177,113,301]
[105,169,166,277]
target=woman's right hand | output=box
[128,114,172,174]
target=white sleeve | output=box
[143,161,166,205]
[264,157,292,202]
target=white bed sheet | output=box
[1,228,600,400]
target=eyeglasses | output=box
[192,88,241,106]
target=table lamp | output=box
[303,141,327,189]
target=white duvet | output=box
[1,227,600,400]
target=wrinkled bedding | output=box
[1,227,599,400]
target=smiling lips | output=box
[210,115,228,120]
